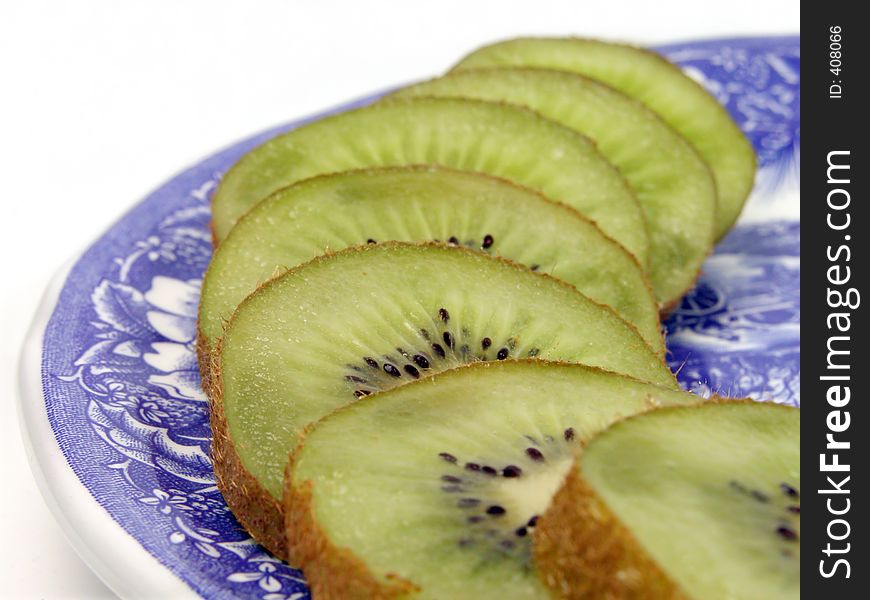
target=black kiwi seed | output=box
[383,363,401,378]
[776,526,798,541]
[443,331,455,349]
[367,238,377,244]
[527,348,540,357]
[780,483,799,498]
[420,328,431,340]
[530,264,540,271]
[564,427,576,441]
[526,448,545,461]
[486,505,506,516]
[413,355,430,369]
[515,527,528,537]
[481,466,498,476]
[482,234,494,249]
[404,365,421,378]
[787,506,801,514]
[497,348,509,360]
[527,516,539,527]
[481,337,492,350]
[442,475,462,483]
[439,307,450,322]
[353,390,371,398]
[364,357,379,369]
[439,452,457,463]
[458,498,481,508]
[502,465,522,478]
[345,375,366,383]
[465,462,481,472]
[448,236,460,245]
[396,347,409,357]
[432,343,446,358]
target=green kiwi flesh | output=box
[220,242,675,502]
[199,166,662,360]
[537,401,799,600]
[211,97,649,265]
[453,38,756,238]
[286,361,696,600]
[391,68,716,306]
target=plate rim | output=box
[17,255,198,599]
[15,34,800,599]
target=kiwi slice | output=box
[215,242,675,557]
[199,166,662,371]
[285,360,695,600]
[453,38,757,237]
[536,401,799,600]
[391,68,716,307]
[211,97,650,265]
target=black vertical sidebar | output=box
[803,4,867,597]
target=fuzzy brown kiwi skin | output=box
[534,399,786,600]
[194,245,300,561]
[534,462,688,600]
[284,428,420,599]
[195,323,217,402]
[208,334,290,560]
[197,241,299,548]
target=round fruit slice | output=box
[215,242,676,558]
[453,38,757,238]
[536,401,799,600]
[199,166,662,371]
[211,97,649,265]
[391,68,716,307]
[285,361,697,600]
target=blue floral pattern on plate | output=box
[39,36,799,598]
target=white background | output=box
[1,1,798,597]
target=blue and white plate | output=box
[18,36,799,599]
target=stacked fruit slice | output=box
[284,362,695,600]
[452,37,757,238]
[286,367,799,600]
[536,401,799,600]
[199,166,662,372]
[391,68,716,307]
[198,37,790,599]
[212,242,675,556]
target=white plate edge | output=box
[16,255,198,600]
